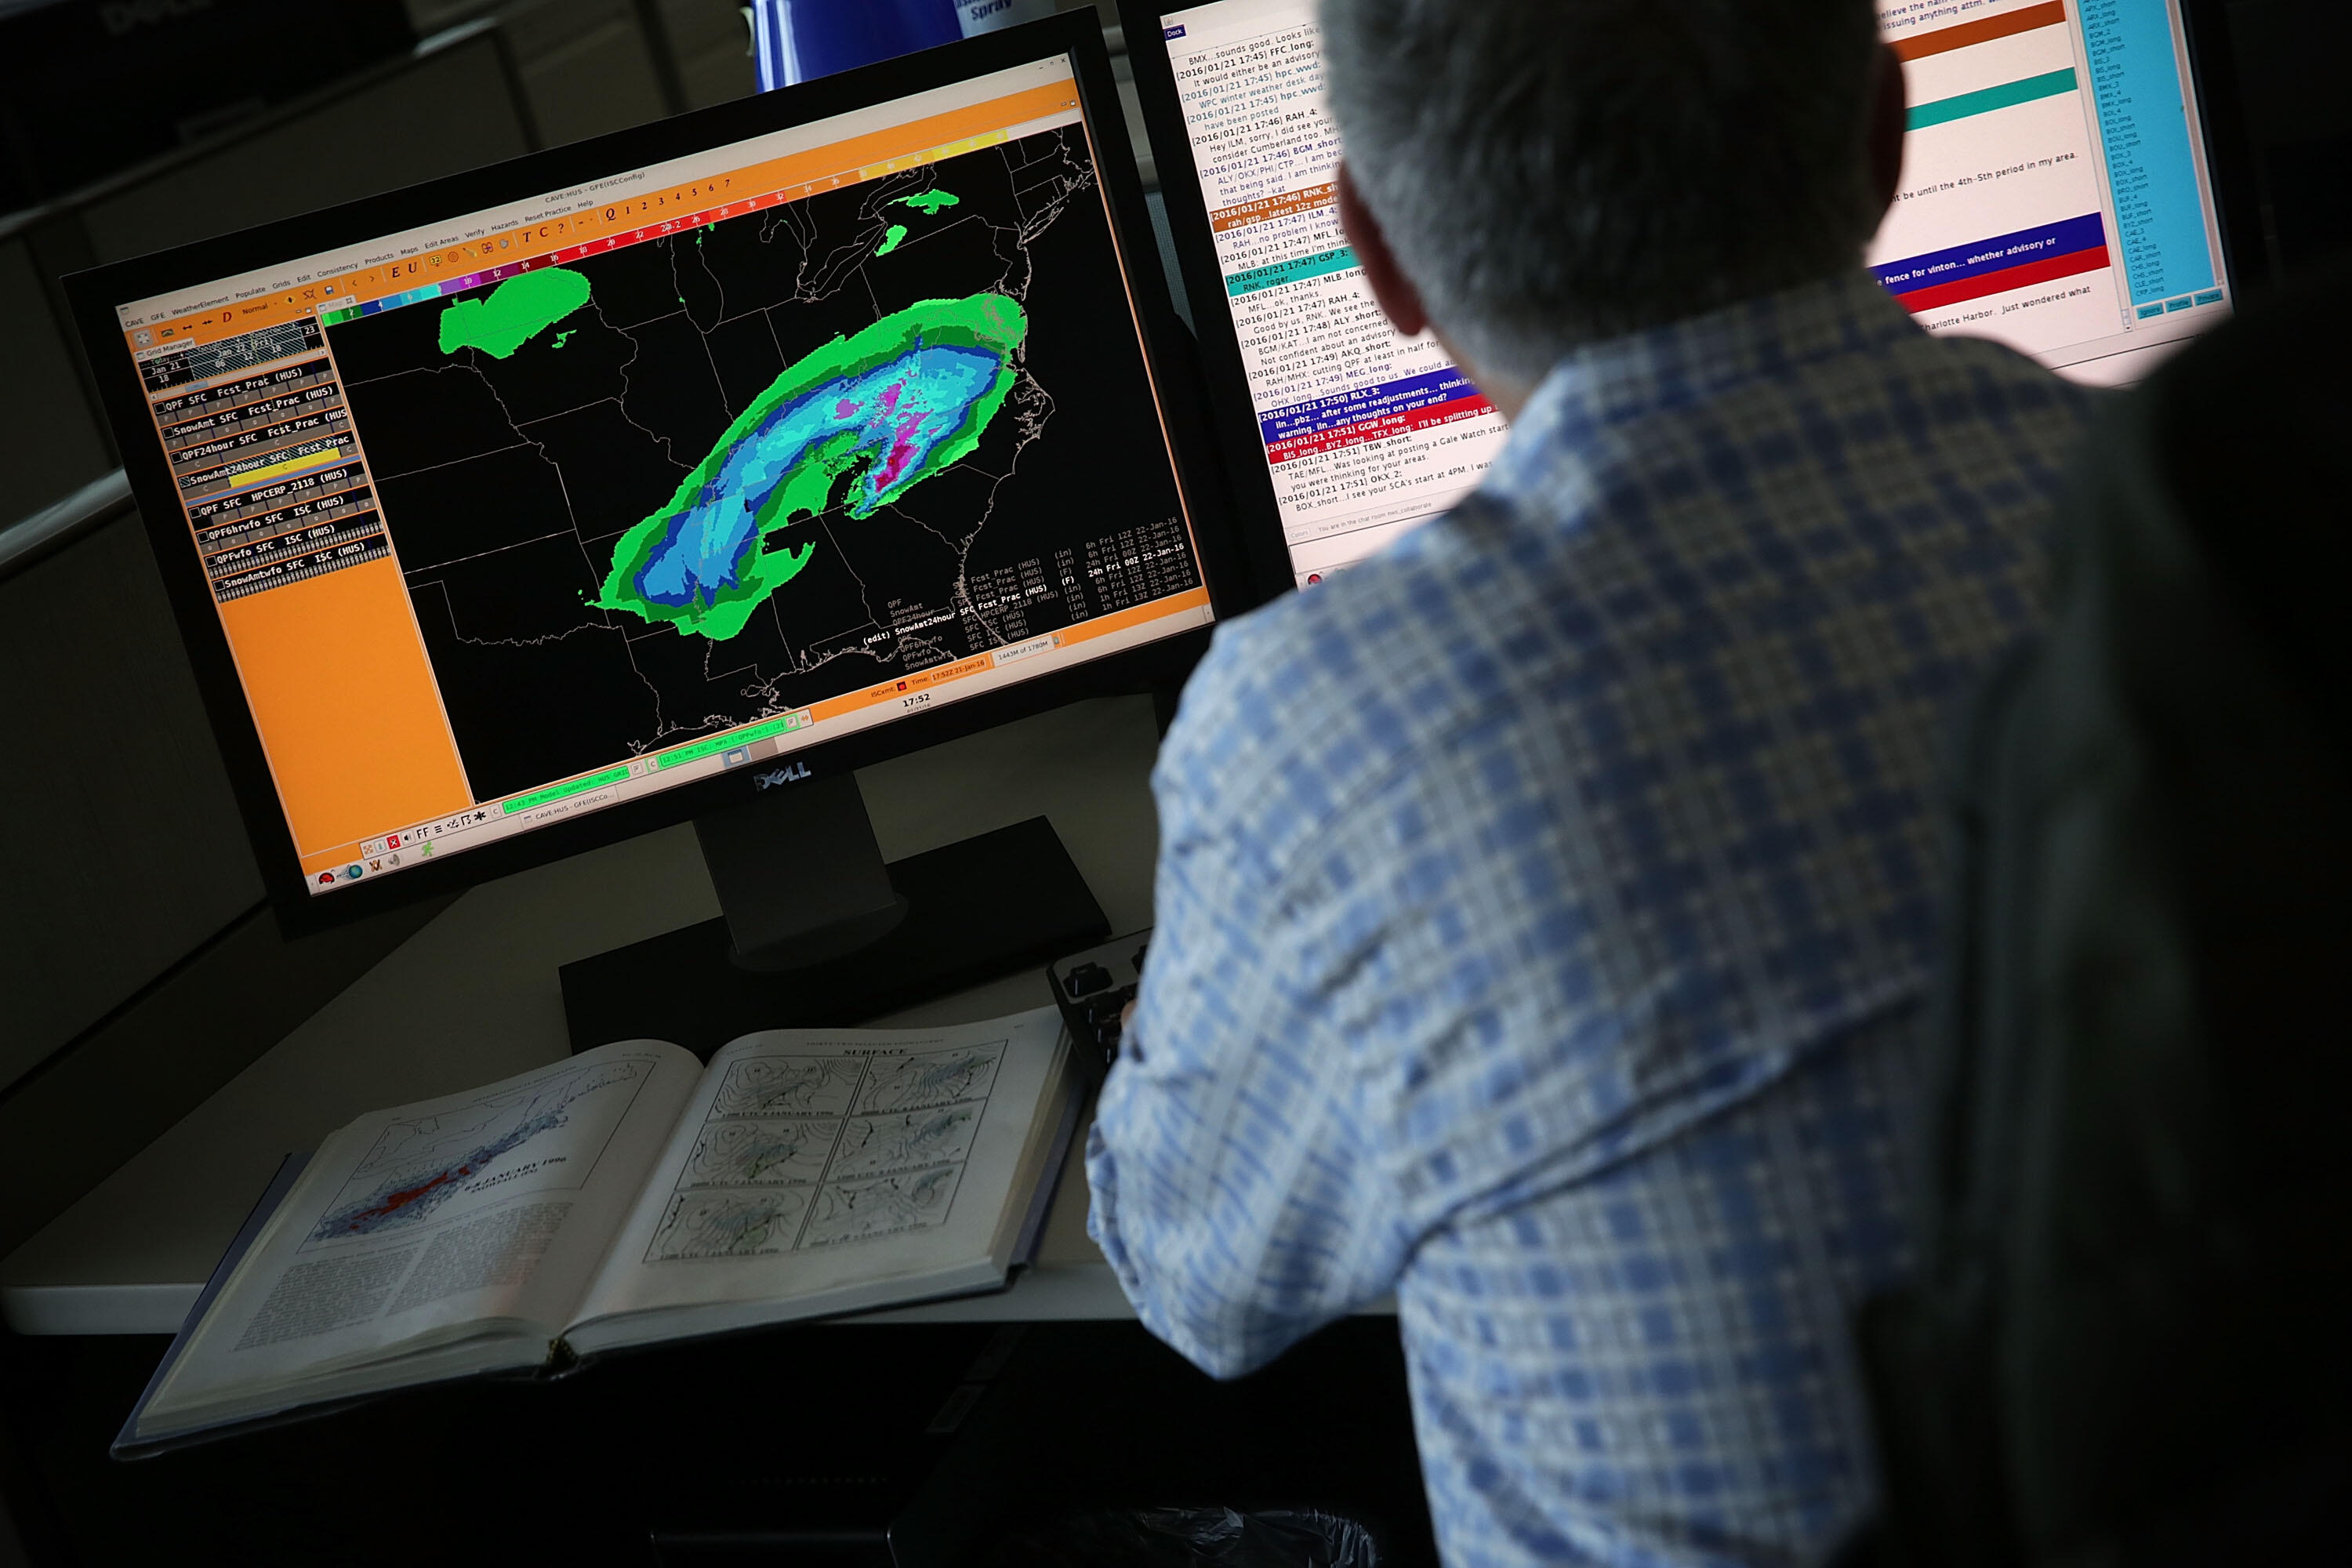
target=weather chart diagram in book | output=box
[851,1044,1003,1115]
[646,1187,812,1261]
[709,1056,862,1118]
[830,1104,982,1179]
[325,125,1194,805]
[804,1165,964,1247]
[679,1118,841,1188]
[306,1058,652,1246]
[645,1039,1010,1261]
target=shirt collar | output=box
[1485,270,1922,503]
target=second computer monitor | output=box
[1130,0,2241,590]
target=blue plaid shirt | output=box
[1088,271,2098,1566]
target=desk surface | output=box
[0,695,1163,1335]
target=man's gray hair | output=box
[1322,0,1886,383]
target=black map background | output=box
[328,125,1191,802]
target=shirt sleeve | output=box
[1086,623,1413,1379]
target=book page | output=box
[142,1040,703,1422]
[567,1007,1065,1342]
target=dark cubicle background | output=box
[0,0,2343,1557]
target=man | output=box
[1088,1,2097,1563]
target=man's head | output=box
[1324,0,1904,405]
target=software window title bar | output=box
[114,57,1076,330]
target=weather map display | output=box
[647,1040,1007,1260]
[103,55,1214,899]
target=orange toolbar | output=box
[812,588,1210,724]
[128,81,1080,357]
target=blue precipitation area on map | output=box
[635,343,1003,611]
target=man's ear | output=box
[1868,42,1907,223]
[1336,161,1429,340]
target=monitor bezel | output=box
[67,12,1238,937]
[2176,0,2270,299]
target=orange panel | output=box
[1054,586,1211,650]
[810,588,1214,724]
[216,558,472,862]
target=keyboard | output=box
[1046,928,1149,1084]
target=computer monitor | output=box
[1867,0,2238,385]
[69,13,1232,939]
[1121,0,1510,590]
[1123,0,2246,591]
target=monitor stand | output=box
[558,773,1108,1060]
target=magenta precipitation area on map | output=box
[592,292,1029,641]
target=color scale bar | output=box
[1261,366,1489,448]
[1875,212,2107,298]
[1228,245,1358,299]
[1893,244,2109,314]
[1891,0,2067,62]
[1211,182,1338,234]
[209,441,353,499]
[655,712,810,771]
[316,134,1019,331]
[1267,394,1494,464]
[504,766,630,815]
[1907,67,2078,131]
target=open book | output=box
[118,1007,1077,1455]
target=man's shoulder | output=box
[1156,504,1575,854]
[1162,547,1440,775]
[1818,325,2107,466]
[1878,327,2106,421]
[1156,321,2103,868]
[1667,316,2102,474]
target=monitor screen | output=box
[1868,0,2232,385]
[1155,0,1510,586]
[95,45,1214,907]
[1149,0,2234,584]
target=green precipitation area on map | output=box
[587,292,1027,641]
[437,266,591,358]
[877,187,959,257]
[426,226,1029,648]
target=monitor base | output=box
[558,815,1109,1059]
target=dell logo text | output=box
[754,761,813,789]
